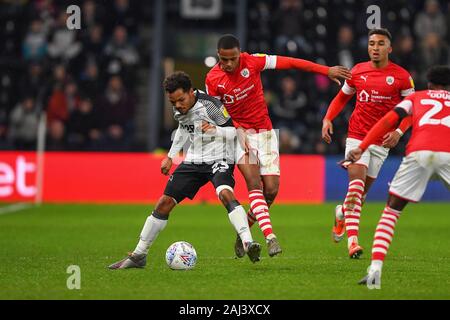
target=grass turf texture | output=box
[0,203,449,300]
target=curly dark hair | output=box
[427,65,450,87]
[163,71,192,93]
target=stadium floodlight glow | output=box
[204,56,217,68]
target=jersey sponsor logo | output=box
[241,68,250,78]
[180,123,195,133]
[223,94,235,104]
[359,89,370,102]
[386,76,395,85]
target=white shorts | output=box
[345,138,389,178]
[389,151,450,202]
[236,129,280,176]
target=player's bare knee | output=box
[155,195,176,215]
[216,185,236,207]
[263,187,278,204]
[244,175,262,191]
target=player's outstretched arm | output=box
[322,90,353,143]
[351,110,402,160]
[274,56,351,85]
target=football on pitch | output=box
[165,241,197,270]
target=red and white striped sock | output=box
[247,209,257,228]
[343,179,365,248]
[371,206,401,263]
[249,189,274,239]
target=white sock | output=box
[228,205,253,245]
[134,213,168,255]
[336,205,344,220]
[371,260,383,271]
[348,235,358,249]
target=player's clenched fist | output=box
[322,119,334,144]
[161,157,173,175]
[347,147,363,162]
[201,120,216,134]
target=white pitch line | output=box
[0,203,34,216]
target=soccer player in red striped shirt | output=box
[347,65,450,289]
[322,28,415,258]
[206,34,351,258]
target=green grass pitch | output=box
[0,202,449,300]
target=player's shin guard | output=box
[371,206,401,266]
[134,211,168,255]
[249,189,275,240]
[228,202,253,245]
[344,179,365,248]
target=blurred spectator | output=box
[22,19,48,61]
[418,33,450,82]
[104,25,139,67]
[272,0,313,57]
[334,25,358,69]
[414,0,447,42]
[107,0,138,36]
[47,11,82,63]
[278,128,301,154]
[97,75,136,150]
[67,97,101,150]
[393,34,420,82]
[19,61,46,99]
[271,75,308,130]
[46,81,80,130]
[82,0,105,31]
[79,61,102,100]
[46,119,66,151]
[8,96,39,150]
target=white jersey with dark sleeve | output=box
[168,90,236,164]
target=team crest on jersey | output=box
[241,68,250,78]
[386,76,395,85]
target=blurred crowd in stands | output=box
[0,0,143,151]
[248,0,450,155]
[0,0,449,155]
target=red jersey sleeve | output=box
[341,66,357,95]
[245,53,277,73]
[399,72,415,97]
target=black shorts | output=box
[164,161,235,203]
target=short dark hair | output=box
[427,65,450,87]
[163,71,192,93]
[368,28,392,42]
[217,34,240,50]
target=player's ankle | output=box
[266,233,276,241]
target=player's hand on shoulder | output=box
[322,119,333,144]
[382,131,401,148]
[161,157,173,175]
[201,121,217,134]
[328,66,352,86]
[347,148,362,162]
